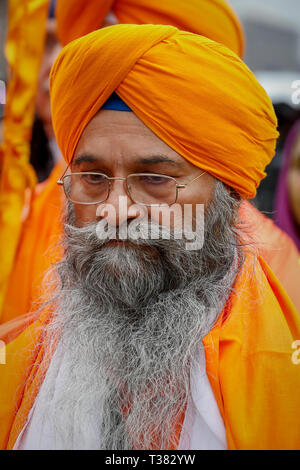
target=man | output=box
[0,25,299,450]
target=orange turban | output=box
[56,0,245,57]
[50,24,278,199]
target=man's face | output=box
[72,109,215,229]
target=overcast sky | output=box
[230,0,300,29]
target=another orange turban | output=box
[50,24,278,199]
[56,0,245,57]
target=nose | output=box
[96,179,145,227]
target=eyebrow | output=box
[73,154,184,167]
[73,155,99,166]
[137,156,183,166]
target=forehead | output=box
[73,109,187,166]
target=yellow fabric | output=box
[0,0,49,313]
[56,0,245,57]
[0,251,299,449]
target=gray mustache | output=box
[65,218,202,250]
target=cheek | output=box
[190,177,215,205]
[74,204,98,226]
[149,177,215,230]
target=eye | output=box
[139,175,168,185]
[80,173,107,184]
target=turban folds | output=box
[56,0,245,57]
[50,24,278,199]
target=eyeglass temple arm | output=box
[57,162,72,185]
[176,171,206,189]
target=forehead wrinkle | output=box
[137,156,184,167]
[73,152,185,168]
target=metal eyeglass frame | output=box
[57,166,206,207]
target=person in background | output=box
[275,120,300,251]
[30,0,62,182]
[253,103,300,216]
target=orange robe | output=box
[0,250,299,449]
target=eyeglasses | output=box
[57,170,206,207]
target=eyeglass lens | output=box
[63,173,177,205]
